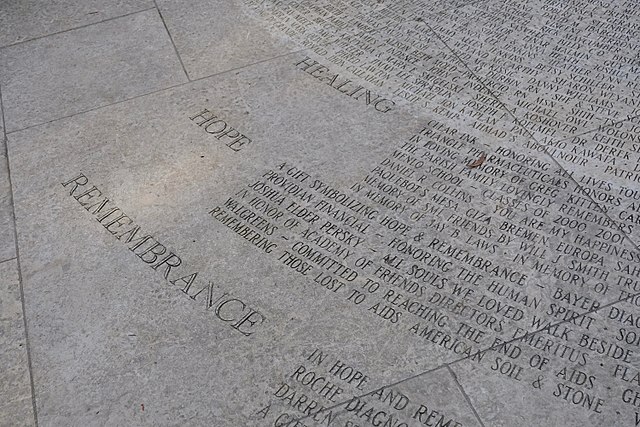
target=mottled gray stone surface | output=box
[420,0,640,141]
[0,87,4,136]
[0,260,35,427]
[0,138,16,263]
[0,9,187,132]
[156,0,300,80]
[2,0,640,425]
[547,116,640,245]
[0,0,154,48]
[6,56,429,425]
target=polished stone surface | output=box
[2,0,640,425]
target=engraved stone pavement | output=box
[2,0,640,426]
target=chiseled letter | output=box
[61,174,88,196]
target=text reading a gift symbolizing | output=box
[190,109,252,152]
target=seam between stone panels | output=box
[5,80,186,135]
[3,47,305,135]
[419,20,640,254]
[189,48,310,84]
[291,286,640,425]
[286,21,640,421]
[187,11,426,85]
[152,2,191,82]
[550,114,640,147]
[3,10,417,135]
[3,7,463,135]
[322,365,452,423]
[186,12,436,86]
[0,256,17,265]
[446,365,487,427]
[281,0,481,48]
[0,7,157,51]
[2,10,420,134]
[0,85,5,141]
[8,160,40,427]
[3,10,424,135]
[243,0,633,155]
[235,0,483,83]
[0,85,38,427]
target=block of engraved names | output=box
[242,0,640,145]
[422,0,640,142]
[7,49,640,425]
[541,116,640,246]
[240,0,464,52]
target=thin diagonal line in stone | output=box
[0,85,39,427]
[419,19,640,253]
[290,285,640,424]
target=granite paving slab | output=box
[0,0,154,48]
[450,293,640,426]
[2,0,640,425]
[6,41,640,424]
[0,259,35,427]
[246,0,640,144]
[0,9,187,132]
[0,136,16,263]
[155,0,301,80]
[6,54,428,425]
[300,366,485,427]
[539,115,640,246]
[0,85,4,137]
[422,0,640,142]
